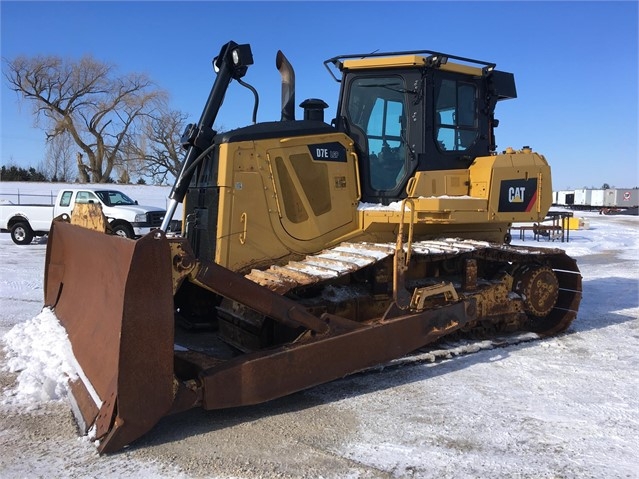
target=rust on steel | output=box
[462,258,478,291]
[191,256,329,334]
[196,300,476,409]
[45,220,176,454]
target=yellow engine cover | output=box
[469,147,552,222]
[213,138,552,272]
[214,132,360,272]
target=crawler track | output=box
[244,238,582,337]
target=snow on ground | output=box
[2,308,78,406]
[0,182,638,478]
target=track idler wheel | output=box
[513,265,559,317]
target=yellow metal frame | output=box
[342,55,484,76]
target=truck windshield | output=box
[95,190,137,206]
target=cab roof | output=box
[324,49,497,81]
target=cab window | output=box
[75,191,99,204]
[435,79,478,151]
[59,191,73,207]
[347,76,408,191]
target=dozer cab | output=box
[44,41,581,453]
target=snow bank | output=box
[2,308,78,407]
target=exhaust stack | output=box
[276,51,295,121]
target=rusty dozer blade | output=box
[44,220,175,453]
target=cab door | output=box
[342,75,416,204]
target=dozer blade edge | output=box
[44,220,175,453]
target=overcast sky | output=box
[1,1,637,190]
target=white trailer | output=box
[589,189,605,207]
[555,190,575,206]
[573,189,593,207]
[604,189,639,208]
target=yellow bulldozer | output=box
[44,41,582,453]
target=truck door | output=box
[56,190,100,218]
[55,190,75,218]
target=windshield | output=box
[95,190,137,206]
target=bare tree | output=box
[122,107,188,184]
[41,132,75,181]
[4,55,166,183]
[76,152,90,183]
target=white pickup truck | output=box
[0,188,166,245]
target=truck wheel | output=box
[10,222,34,245]
[111,223,134,239]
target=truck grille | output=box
[147,211,166,227]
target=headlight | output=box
[134,213,146,223]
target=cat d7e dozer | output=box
[44,41,582,453]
